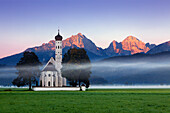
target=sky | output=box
[0,0,170,58]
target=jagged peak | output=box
[41,40,55,46]
[109,40,118,47]
[70,33,84,37]
[112,40,117,43]
[77,33,83,36]
[123,36,140,42]
[48,40,55,44]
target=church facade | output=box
[39,30,67,87]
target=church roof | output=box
[42,57,58,72]
[42,62,57,71]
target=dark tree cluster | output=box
[12,51,41,90]
[62,48,91,88]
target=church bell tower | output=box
[55,29,63,70]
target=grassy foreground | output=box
[0,88,170,113]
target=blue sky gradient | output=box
[0,0,170,58]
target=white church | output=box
[33,30,85,91]
[39,30,67,87]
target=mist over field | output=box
[0,58,170,86]
[91,61,170,84]
[0,66,17,86]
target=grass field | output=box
[0,88,170,113]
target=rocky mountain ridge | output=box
[27,33,155,57]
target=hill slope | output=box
[147,41,170,54]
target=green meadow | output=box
[0,88,170,113]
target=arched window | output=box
[58,46,59,49]
[40,80,42,87]
[53,82,55,87]
[48,74,50,77]
[48,81,50,86]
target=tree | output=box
[12,51,41,90]
[62,48,91,88]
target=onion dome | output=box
[55,29,63,41]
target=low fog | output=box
[0,60,170,86]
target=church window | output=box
[48,74,50,77]
[40,80,42,87]
[48,81,50,86]
[58,46,59,49]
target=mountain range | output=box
[0,33,170,66]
